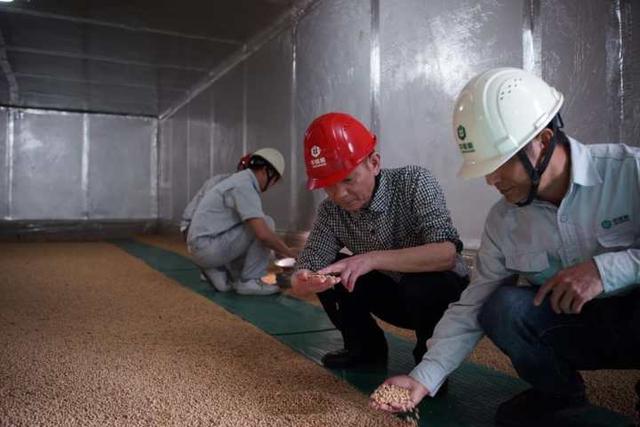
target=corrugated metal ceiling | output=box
[0,0,295,116]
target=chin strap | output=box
[515,114,564,207]
[261,166,279,192]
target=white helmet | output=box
[453,67,564,179]
[252,148,285,177]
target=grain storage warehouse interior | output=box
[1,1,639,426]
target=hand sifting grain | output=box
[370,384,420,425]
[309,273,339,279]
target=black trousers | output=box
[317,260,468,364]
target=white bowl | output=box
[274,257,296,268]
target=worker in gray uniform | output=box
[181,154,253,241]
[187,148,298,296]
[181,174,230,240]
[182,155,253,284]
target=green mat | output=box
[113,239,633,427]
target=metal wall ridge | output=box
[5,46,210,72]
[0,29,18,103]
[0,105,157,120]
[159,0,323,121]
[0,6,241,45]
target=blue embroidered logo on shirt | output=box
[601,214,630,229]
[613,214,630,225]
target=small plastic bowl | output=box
[274,257,296,269]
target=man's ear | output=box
[539,128,554,147]
[533,128,555,165]
[368,152,381,175]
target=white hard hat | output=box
[453,67,564,179]
[252,148,285,177]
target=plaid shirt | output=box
[296,166,468,279]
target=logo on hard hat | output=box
[309,145,326,168]
[458,142,475,153]
[457,125,466,140]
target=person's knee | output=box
[190,244,222,269]
[478,286,534,337]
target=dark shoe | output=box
[321,348,388,369]
[496,388,588,427]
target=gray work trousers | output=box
[189,216,274,282]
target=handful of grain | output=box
[371,384,413,410]
[370,384,420,424]
[308,273,339,280]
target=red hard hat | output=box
[303,112,376,190]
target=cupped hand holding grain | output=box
[318,253,376,292]
[370,375,429,413]
[290,269,341,295]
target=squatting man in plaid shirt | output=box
[291,112,469,371]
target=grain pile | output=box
[0,242,409,427]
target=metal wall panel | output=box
[0,109,7,219]
[159,88,190,119]
[187,89,213,203]
[88,115,155,218]
[158,117,173,220]
[0,12,237,116]
[12,110,84,219]
[203,86,216,177]
[0,78,10,106]
[246,30,293,231]
[17,75,158,116]
[294,0,371,230]
[86,26,233,71]
[0,1,291,43]
[540,0,616,144]
[156,0,634,245]
[211,66,245,177]
[623,0,640,146]
[9,60,190,116]
[379,0,523,247]
[170,107,189,222]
